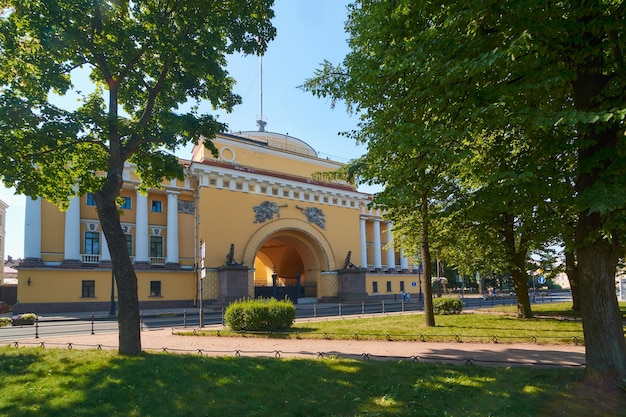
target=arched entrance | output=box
[243,219,335,302]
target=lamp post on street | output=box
[109,270,116,316]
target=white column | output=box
[373,219,382,271]
[64,195,81,261]
[101,232,111,262]
[400,249,409,271]
[24,197,41,260]
[166,192,179,264]
[386,223,395,271]
[135,191,149,263]
[359,218,367,268]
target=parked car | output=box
[0,301,9,314]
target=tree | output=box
[305,0,625,388]
[0,0,276,355]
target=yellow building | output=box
[16,131,420,313]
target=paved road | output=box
[1,294,571,341]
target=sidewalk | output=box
[11,325,587,368]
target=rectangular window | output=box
[125,234,133,256]
[400,281,405,292]
[386,281,392,292]
[86,193,96,206]
[150,281,162,297]
[151,200,162,212]
[150,236,163,258]
[84,232,100,255]
[372,281,378,293]
[82,280,95,298]
[119,196,132,209]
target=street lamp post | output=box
[109,270,116,316]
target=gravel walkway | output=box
[11,327,587,368]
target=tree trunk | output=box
[576,234,626,388]
[501,214,532,318]
[511,268,532,319]
[96,179,142,355]
[564,250,581,312]
[420,196,435,327]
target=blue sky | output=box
[0,0,368,259]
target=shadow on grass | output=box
[1,346,623,417]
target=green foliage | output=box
[0,1,277,201]
[224,297,295,332]
[0,1,276,353]
[0,317,10,327]
[432,298,463,315]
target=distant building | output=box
[15,131,419,314]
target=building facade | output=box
[15,132,421,313]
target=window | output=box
[386,281,392,292]
[400,281,405,292]
[209,178,217,186]
[119,196,132,209]
[150,281,162,297]
[150,236,163,258]
[151,200,162,212]
[125,234,133,256]
[260,186,267,194]
[84,232,100,255]
[86,193,96,206]
[82,280,95,298]
[372,281,378,293]
[222,180,230,188]
[235,182,243,190]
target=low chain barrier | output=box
[5,339,586,368]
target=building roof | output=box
[232,131,318,157]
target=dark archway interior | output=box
[253,231,322,298]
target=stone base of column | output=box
[386,268,396,273]
[134,261,151,270]
[60,259,82,269]
[98,260,112,268]
[19,258,43,267]
[401,268,410,273]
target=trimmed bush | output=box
[433,298,463,315]
[224,297,296,331]
[0,317,10,327]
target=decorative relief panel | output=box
[297,205,325,229]
[178,200,195,214]
[253,201,287,223]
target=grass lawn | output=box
[193,302,620,345]
[2,302,625,416]
[2,346,624,417]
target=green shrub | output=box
[0,317,10,327]
[433,298,463,315]
[224,297,295,331]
